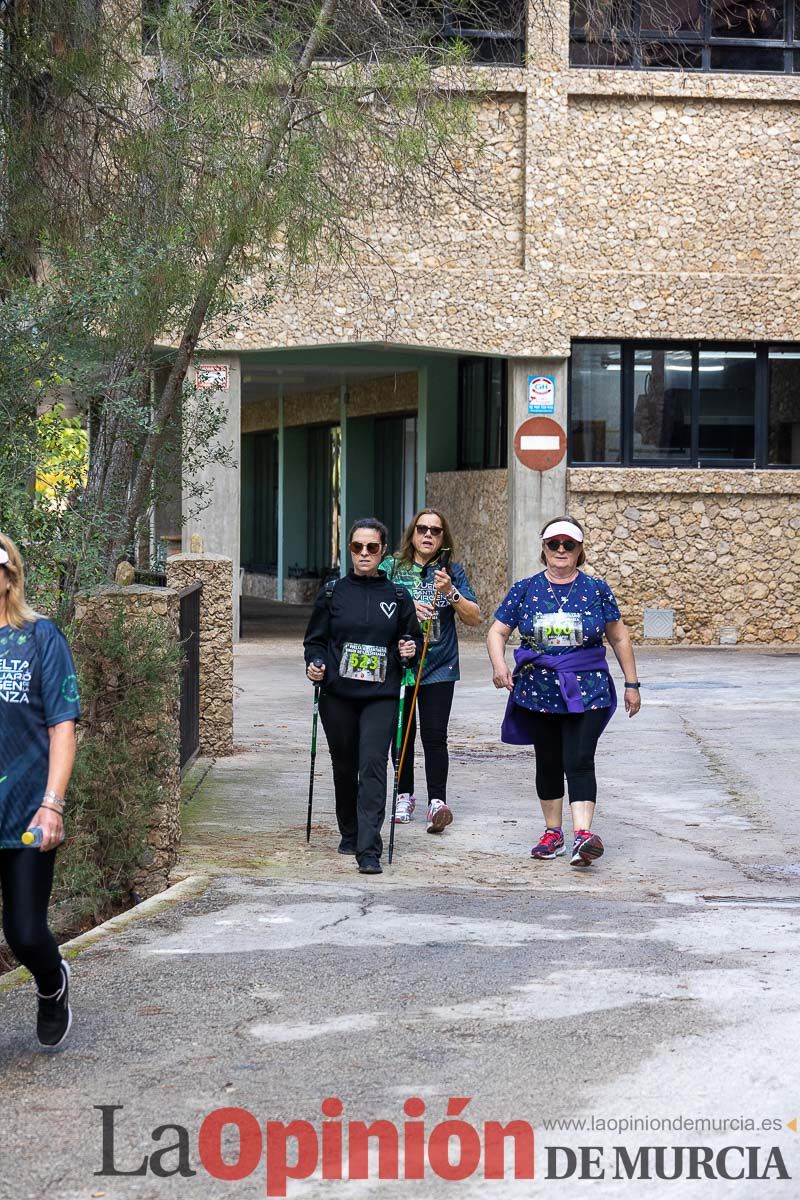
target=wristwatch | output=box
[448,589,462,606]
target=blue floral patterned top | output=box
[494,572,621,714]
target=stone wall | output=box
[197,7,800,358]
[568,469,800,644]
[243,571,320,605]
[242,372,418,434]
[426,469,509,624]
[73,585,181,898]
[166,555,234,755]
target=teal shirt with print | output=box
[379,557,476,685]
[0,619,81,848]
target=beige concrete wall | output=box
[426,469,509,623]
[568,469,800,644]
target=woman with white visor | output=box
[487,516,640,865]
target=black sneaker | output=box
[37,959,72,1048]
[337,840,357,855]
[358,857,383,875]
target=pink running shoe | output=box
[570,830,604,866]
[530,828,565,860]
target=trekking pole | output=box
[388,664,416,864]
[305,660,324,843]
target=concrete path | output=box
[1,633,799,1198]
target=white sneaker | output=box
[426,799,453,834]
[394,794,416,823]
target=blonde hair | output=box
[0,533,40,628]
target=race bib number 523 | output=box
[340,642,387,683]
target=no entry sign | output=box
[513,416,566,471]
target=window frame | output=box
[568,339,799,469]
[569,0,800,73]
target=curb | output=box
[0,872,212,993]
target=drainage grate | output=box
[702,895,800,907]
[643,607,674,639]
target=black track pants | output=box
[395,680,456,802]
[319,693,398,862]
[525,708,609,805]
[0,848,62,992]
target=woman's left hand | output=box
[624,687,641,717]
[31,806,64,852]
[398,638,416,660]
[433,568,452,596]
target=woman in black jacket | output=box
[304,518,421,874]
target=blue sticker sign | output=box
[528,375,556,415]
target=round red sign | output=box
[513,417,566,471]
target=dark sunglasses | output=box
[416,523,443,537]
[544,538,579,552]
[350,540,382,555]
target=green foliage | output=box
[53,608,182,922]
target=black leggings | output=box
[395,680,456,802]
[319,693,397,862]
[526,709,608,805]
[0,848,62,992]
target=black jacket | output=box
[303,572,422,699]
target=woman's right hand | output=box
[31,806,64,853]
[306,662,326,683]
[492,664,514,691]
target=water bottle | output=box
[21,826,44,848]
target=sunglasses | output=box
[415,523,443,537]
[544,538,579,552]
[350,541,382,555]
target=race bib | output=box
[533,611,584,650]
[340,642,388,683]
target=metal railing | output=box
[178,582,202,770]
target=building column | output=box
[184,354,241,641]
[507,357,569,585]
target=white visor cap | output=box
[0,548,8,565]
[542,521,584,543]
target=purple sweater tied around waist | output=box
[500,645,617,745]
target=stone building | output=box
[162,0,800,645]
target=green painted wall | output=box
[284,427,309,571]
[240,434,256,564]
[426,357,459,472]
[346,416,376,524]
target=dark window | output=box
[457,358,508,470]
[632,348,692,461]
[570,0,800,73]
[571,342,622,463]
[768,349,800,464]
[698,349,756,461]
[570,341,798,468]
[307,425,340,576]
[242,430,278,570]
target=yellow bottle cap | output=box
[21,831,36,845]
